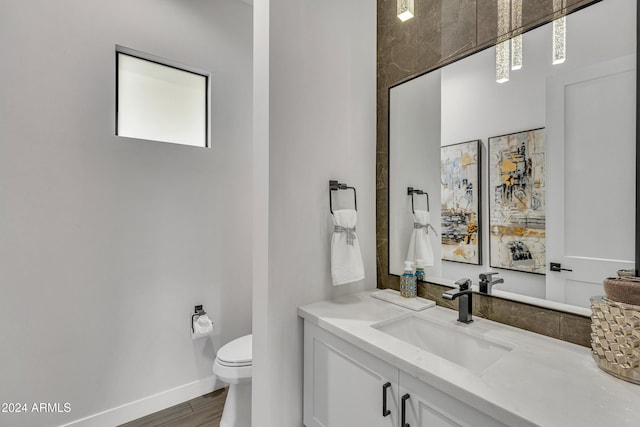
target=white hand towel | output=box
[407,209,434,266]
[331,209,365,286]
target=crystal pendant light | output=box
[552,0,567,64]
[496,41,510,83]
[397,0,414,22]
[496,0,511,83]
[511,35,522,70]
[511,0,523,70]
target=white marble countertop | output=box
[298,290,640,426]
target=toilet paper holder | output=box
[191,305,207,333]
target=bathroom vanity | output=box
[299,291,640,426]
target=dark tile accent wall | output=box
[376,0,600,348]
[415,280,591,347]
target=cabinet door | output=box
[399,371,510,427]
[304,322,398,427]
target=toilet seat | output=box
[217,359,252,368]
[216,334,252,366]
[213,359,252,384]
[213,334,253,385]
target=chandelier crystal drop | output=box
[496,0,511,83]
[511,0,523,70]
[552,0,567,64]
[397,0,414,22]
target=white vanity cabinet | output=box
[303,321,506,427]
[300,291,640,426]
[399,371,508,427]
[303,322,398,427]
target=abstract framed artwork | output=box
[488,128,546,274]
[441,140,481,265]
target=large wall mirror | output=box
[389,0,636,312]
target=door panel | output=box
[304,323,398,427]
[546,55,636,306]
[406,394,463,426]
[312,340,391,426]
[399,371,512,427]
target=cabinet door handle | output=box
[382,382,391,417]
[401,393,410,427]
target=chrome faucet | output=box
[478,272,503,295]
[442,278,473,324]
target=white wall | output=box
[389,71,442,277]
[0,1,252,426]
[252,0,377,425]
[439,23,549,298]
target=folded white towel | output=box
[331,209,365,286]
[407,209,434,266]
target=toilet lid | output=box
[217,334,252,366]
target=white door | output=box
[303,323,398,427]
[546,55,636,307]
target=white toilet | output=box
[213,334,252,427]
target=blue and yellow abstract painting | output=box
[441,140,481,265]
[488,128,546,274]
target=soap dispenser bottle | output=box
[415,259,425,282]
[400,261,417,298]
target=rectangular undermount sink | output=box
[372,315,513,373]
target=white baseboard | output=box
[61,376,224,427]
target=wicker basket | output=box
[591,296,640,384]
[603,276,640,305]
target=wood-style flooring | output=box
[119,388,227,427]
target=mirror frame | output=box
[380,1,640,310]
